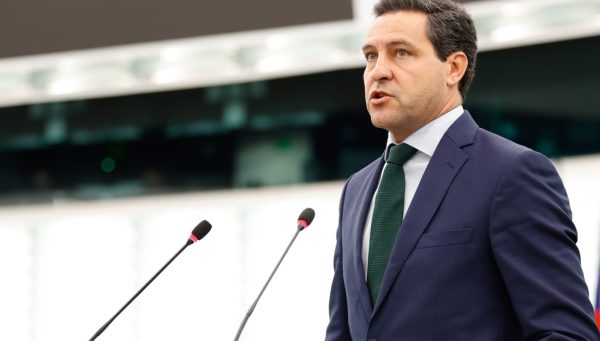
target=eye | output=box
[364,52,377,62]
[396,49,409,57]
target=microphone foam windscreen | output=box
[192,220,212,241]
[298,208,315,226]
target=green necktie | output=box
[367,143,417,304]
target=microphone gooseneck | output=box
[89,220,212,341]
[233,208,315,341]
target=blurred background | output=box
[1,0,599,340]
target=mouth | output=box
[369,90,392,103]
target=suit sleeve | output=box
[325,180,352,341]
[489,150,599,340]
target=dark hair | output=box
[374,0,478,99]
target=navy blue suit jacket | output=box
[325,112,599,340]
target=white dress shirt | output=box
[362,105,465,278]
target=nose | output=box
[368,57,392,82]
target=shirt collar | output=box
[385,105,464,160]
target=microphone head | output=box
[188,220,212,244]
[297,208,315,230]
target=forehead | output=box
[364,10,430,48]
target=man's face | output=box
[363,10,457,142]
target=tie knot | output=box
[387,144,417,166]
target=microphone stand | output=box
[90,242,190,341]
[89,228,208,341]
[233,228,301,341]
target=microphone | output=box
[89,220,212,341]
[233,208,315,341]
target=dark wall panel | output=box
[0,0,353,58]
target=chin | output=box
[369,115,390,130]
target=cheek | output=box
[363,76,371,97]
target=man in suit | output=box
[325,0,600,340]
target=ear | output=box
[445,51,468,87]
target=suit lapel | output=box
[372,112,478,315]
[350,156,385,318]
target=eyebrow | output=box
[362,39,415,53]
